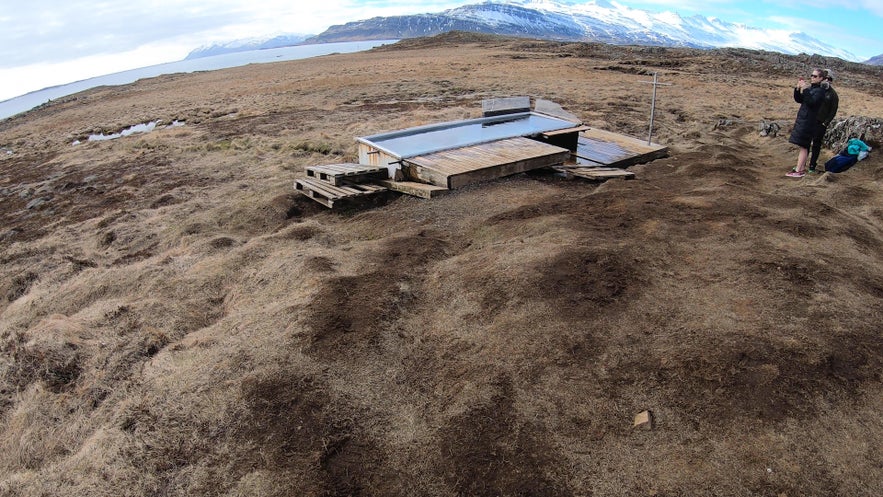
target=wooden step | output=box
[305,163,388,186]
[295,178,387,208]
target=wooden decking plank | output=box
[297,178,386,196]
[308,163,362,174]
[576,137,631,162]
[295,177,388,209]
[448,153,567,189]
[378,180,450,199]
[542,125,591,137]
[294,180,335,207]
[554,166,635,181]
[338,183,387,194]
[574,168,635,179]
[410,137,563,174]
[297,178,351,197]
[295,182,337,205]
[575,128,668,168]
[581,128,665,150]
[324,165,363,175]
[406,137,570,189]
[306,163,387,186]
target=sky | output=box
[1,0,882,102]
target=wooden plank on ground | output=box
[306,163,387,186]
[555,166,635,181]
[405,137,571,189]
[576,128,668,168]
[378,180,450,199]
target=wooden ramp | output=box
[403,137,571,189]
[575,128,668,168]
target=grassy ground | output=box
[1,33,882,496]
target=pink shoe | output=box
[786,170,806,178]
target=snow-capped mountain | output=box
[185,34,312,60]
[305,0,859,61]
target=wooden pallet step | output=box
[295,177,387,208]
[305,163,387,186]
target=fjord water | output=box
[0,40,396,121]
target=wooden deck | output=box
[295,125,668,208]
[575,128,668,168]
[403,137,571,189]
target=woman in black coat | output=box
[787,69,826,177]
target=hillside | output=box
[866,54,883,65]
[1,34,882,496]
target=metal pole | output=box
[648,72,658,145]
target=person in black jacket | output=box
[808,69,839,173]
[787,69,826,178]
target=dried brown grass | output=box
[1,34,882,496]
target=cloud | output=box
[1,2,247,68]
[1,1,469,70]
[0,1,472,100]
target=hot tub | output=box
[357,111,580,176]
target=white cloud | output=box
[0,1,471,100]
[0,42,193,101]
[1,1,469,67]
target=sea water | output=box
[0,40,397,121]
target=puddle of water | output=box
[72,120,185,144]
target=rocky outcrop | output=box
[825,116,883,151]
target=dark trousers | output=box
[809,122,827,169]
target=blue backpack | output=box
[824,151,858,173]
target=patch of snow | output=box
[75,120,185,144]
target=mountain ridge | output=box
[184,1,882,64]
[303,0,862,61]
[185,34,312,59]
[865,54,883,65]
